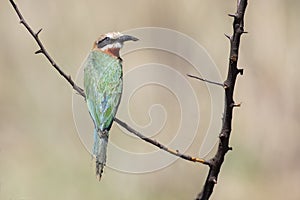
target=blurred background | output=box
[1,0,299,199]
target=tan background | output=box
[1,0,299,199]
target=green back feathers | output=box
[84,50,123,132]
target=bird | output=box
[83,32,138,180]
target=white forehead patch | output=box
[105,32,123,39]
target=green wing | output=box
[83,50,123,131]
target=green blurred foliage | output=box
[1,0,300,199]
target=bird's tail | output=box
[92,128,108,180]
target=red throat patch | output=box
[103,48,121,58]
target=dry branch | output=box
[8,0,207,169]
[9,0,248,199]
[195,0,248,199]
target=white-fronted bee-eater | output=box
[83,32,138,180]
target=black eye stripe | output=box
[97,37,113,48]
[98,37,109,43]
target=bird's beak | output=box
[118,35,139,43]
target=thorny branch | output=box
[9,0,248,199]
[8,0,85,98]
[195,0,248,200]
[9,0,207,166]
[114,118,208,164]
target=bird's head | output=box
[93,32,138,58]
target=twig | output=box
[114,118,208,165]
[9,0,85,98]
[195,0,248,200]
[187,74,224,87]
[9,0,207,167]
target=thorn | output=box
[238,68,244,75]
[242,31,249,34]
[19,19,24,24]
[219,132,226,139]
[232,102,242,108]
[209,176,217,184]
[224,33,231,40]
[228,13,236,18]
[35,28,43,36]
[35,49,43,54]
[228,147,233,151]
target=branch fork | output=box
[9,0,248,199]
[9,0,207,168]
